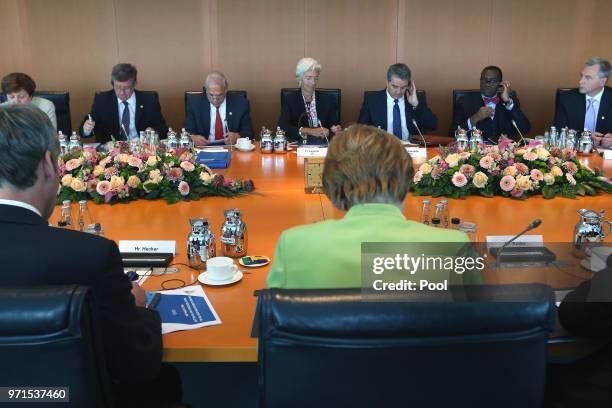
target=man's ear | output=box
[41,151,57,179]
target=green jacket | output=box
[266,203,482,289]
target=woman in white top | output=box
[1,72,57,131]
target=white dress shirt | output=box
[208,99,227,141]
[0,198,42,217]
[386,91,409,140]
[117,93,138,139]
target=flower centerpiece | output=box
[412,138,612,199]
[57,144,255,204]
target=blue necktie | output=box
[121,101,130,140]
[584,98,597,132]
[392,99,401,138]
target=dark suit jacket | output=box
[79,90,168,143]
[0,204,162,384]
[554,86,612,134]
[278,90,340,143]
[451,92,531,142]
[183,93,254,139]
[558,255,612,336]
[357,89,438,137]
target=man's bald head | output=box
[205,71,228,108]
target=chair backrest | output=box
[281,88,342,123]
[257,284,554,408]
[0,285,113,407]
[555,87,577,115]
[1,91,72,134]
[184,90,248,116]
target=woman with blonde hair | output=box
[278,57,341,145]
[266,124,479,288]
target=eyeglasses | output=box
[480,77,500,85]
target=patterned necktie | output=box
[215,107,223,140]
[483,96,500,105]
[584,98,597,132]
[121,101,130,140]
[392,99,402,138]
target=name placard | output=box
[119,240,176,255]
[485,235,543,250]
[297,146,328,157]
[603,149,612,160]
[405,146,427,158]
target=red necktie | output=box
[483,96,500,105]
[215,107,223,140]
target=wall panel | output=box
[0,0,610,137]
[216,0,305,131]
[305,0,397,125]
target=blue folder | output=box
[195,150,232,168]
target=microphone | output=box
[318,119,329,146]
[494,219,542,268]
[512,120,527,146]
[121,124,129,141]
[411,119,428,149]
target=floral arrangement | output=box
[57,144,255,204]
[413,138,612,199]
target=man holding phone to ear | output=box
[357,63,438,141]
[452,65,530,143]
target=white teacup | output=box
[236,137,252,149]
[206,257,238,281]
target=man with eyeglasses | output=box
[80,63,168,143]
[184,71,254,146]
[451,66,530,143]
[555,57,612,149]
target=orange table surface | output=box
[49,142,612,362]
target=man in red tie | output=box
[451,66,531,143]
[184,71,254,146]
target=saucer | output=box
[238,256,270,268]
[198,270,244,286]
[235,144,255,152]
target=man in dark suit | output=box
[184,71,254,146]
[357,63,437,142]
[451,65,530,143]
[546,253,612,407]
[80,63,168,143]
[555,57,612,149]
[0,104,180,406]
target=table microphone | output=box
[411,119,428,149]
[511,120,527,146]
[494,219,542,268]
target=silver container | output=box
[179,128,193,149]
[68,132,83,152]
[220,208,248,258]
[455,127,469,150]
[187,218,216,270]
[574,209,612,249]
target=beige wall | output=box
[1,0,611,136]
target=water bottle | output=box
[68,132,82,153]
[58,131,68,155]
[421,199,431,225]
[179,128,193,149]
[440,199,449,228]
[59,200,74,229]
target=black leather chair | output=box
[0,285,114,407]
[1,91,72,134]
[257,284,555,408]
[450,89,518,135]
[555,87,577,116]
[184,89,248,117]
[281,88,342,123]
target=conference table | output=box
[49,138,612,363]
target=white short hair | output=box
[295,57,322,83]
[205,71,228,89]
